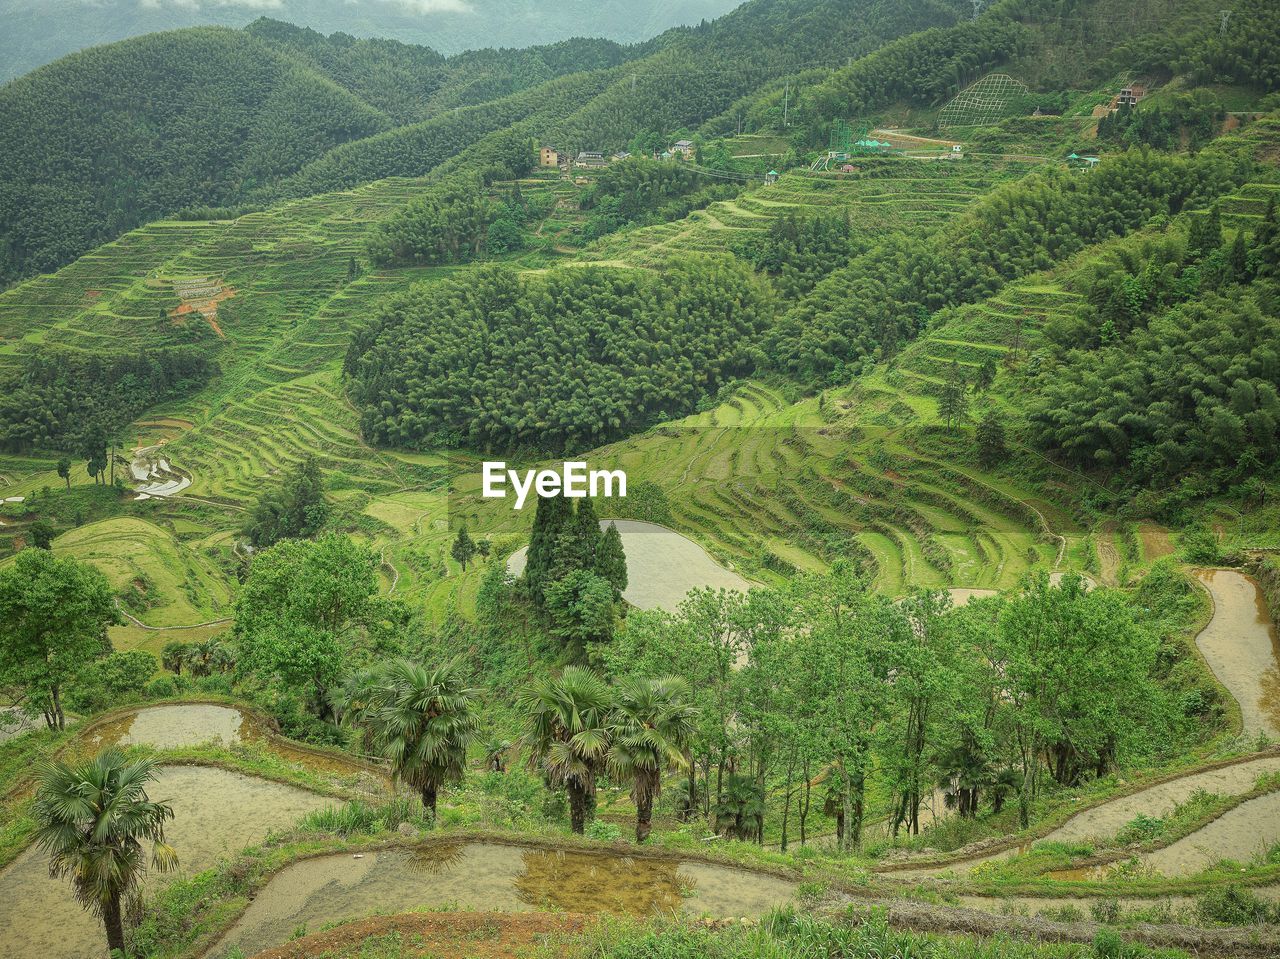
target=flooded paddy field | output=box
[0,765,331,959]
[74,703,383,780]
[1194,569,1280,739]
[212,842,796,957]
[509,519,752,612]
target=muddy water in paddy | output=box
[1041,756,1280,846]
[890,571,1280,881]
[509,520,752,612]
[954,886,1280,921]
[213,842,796,958]
[887,755,1280,881]
[1194,569,1280,739]
[1143,789,1280,876]
[0,766,330,959]
[82,703,247,751]
[76,704,379,780]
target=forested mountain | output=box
[4,5,1280,954]
[0,0,741,83]
[0,0,966,286]
[242,19,630,124]
[0,28,390,284]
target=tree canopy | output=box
[346,259,772,452]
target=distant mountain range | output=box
[0,0,743,83]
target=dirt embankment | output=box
[250,912,591,959]
[1250,555,1280,633]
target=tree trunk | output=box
[1019,735,1038,830]
[49,684,64,730]
[683,751,697,823]
[780,753,795,853]
[103,890,126,955]
[421,784,438,817]
[799,757,811,846]
[567,780,589,835]
[850,766,865,850]
[635,773,654,843]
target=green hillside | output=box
[0,0,972,286]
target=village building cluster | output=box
[538,139,697,172]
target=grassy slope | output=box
[0,153,1156,623]
[1,99,1276,625]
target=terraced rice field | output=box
[44,517,234,626]
[0,765,331,959]
[424,374,1072,612]
[0,155,1096,618]
[605,385,1067,593]
[579,159,1036,268]
[0,177,454,502]
[1214,179,1280,229]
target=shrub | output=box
[1090,898,1121,924]
[1195,885,1279,925]
[66,650,157,712]
[145,677,177,699]
[586,820,622,842]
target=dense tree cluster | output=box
[364,159,544,268]
[731,210,865,300]
[262,71,615,201]
[0,347,215,454]
[1029,204,1280,487]
[234,535,406,723]
[366,177,499,267]
[242,456,330,548]
[1175,5,1280,93]
[520,495,629,652]
[576,160,746,241]
[1097,92,1226,152]
[594,562,1197,848]
[244,19,626,125]
[345,259,772,452]
[0,549,118,730]
[796,18,1030,139]
[769,150,1241,380]
[581,159,706,222]
[545,0,963,152]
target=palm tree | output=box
[33,750,176,955]
[608,676,698,843]
[362,659,479,816]
[207,641,235,674]
[517,667,613,834]
[160,641,187,675]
